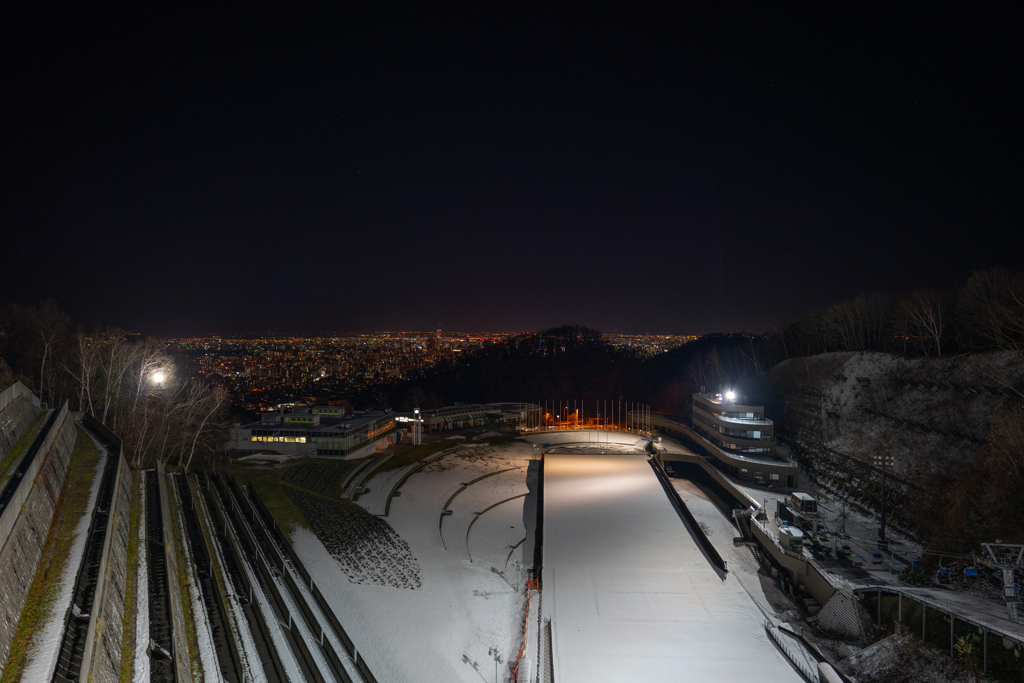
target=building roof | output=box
[244,410,393,435]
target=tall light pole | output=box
[414,408,421,445]
[874,453,894,550]
[488,647,503,683]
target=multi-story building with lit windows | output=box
[647,392,798,488]
[691,392,776,458]
[686,391,797,487]
[228,406,400,459]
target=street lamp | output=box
[152,371,166,385]
[874,453,895,550]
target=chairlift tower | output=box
[874,453,894,551]
[982,543,1023,623]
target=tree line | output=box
[774,267,1024,359]
[0,302,228,470]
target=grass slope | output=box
[226,465,311,541]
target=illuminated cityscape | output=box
[3,4,1020,681]
[163,332,698,411]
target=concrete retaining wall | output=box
[660,450,760,508]
[0,394,42,461]
[816,589,864,638]
[81,449,133,683]
[0,405,76,670]
[649,457,727,572]
[0,381,40,414]
[750,520,838,607]
[0,405,68,547]
[661,448,840,607]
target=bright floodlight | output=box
[152,371,166,384]
[414,408,420,414]
[725,391,735,400]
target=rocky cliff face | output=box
[748,350,1024,533]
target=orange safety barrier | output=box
[511,592,532,681]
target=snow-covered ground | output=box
[542,448,803,683]
[22,433,107,681]
[357,448,457,516]
[659,435,1024,652]
[671,477,822,675]
[292,441,537,683]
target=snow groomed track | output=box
[541,449,804,683]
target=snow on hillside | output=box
[291,441,536,683]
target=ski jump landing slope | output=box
[542,451,802,683]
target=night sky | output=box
[2,6,1021,336]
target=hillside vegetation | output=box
[750,350,1024,550]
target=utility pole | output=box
[874,453,894,550]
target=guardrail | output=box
[649,456,727,572]
[179,474,246,683]
[156,460,192,683]
[206,473,290,683]
[224,476,364,683]
[244,481,369,681]
[765,620,819,683]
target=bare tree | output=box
[54,331,228,470]
[34,300,70,404]
[61,333,100,414]
[959,268,1024,354]
[899,290,947,357]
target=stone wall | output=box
[748,350,1024,532]
[82,456,134,683]
[816,589,865,638]
[0,381,40,415]
[0,409,76,670]
[0,395,42,459]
